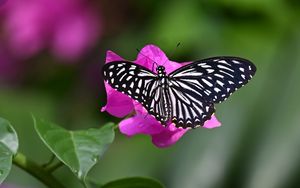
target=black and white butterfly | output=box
[102,57,256,129]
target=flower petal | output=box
[105,50,124,63]
[136,44,169,68]
[151,124,189,148]
[119,114,165,136]
[164,60,189,74]
[135,44,190,74]
[119,113,189,148]
[202,114,221,129]
[101,82,134,118]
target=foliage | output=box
[0,117,164,187]
[0,118,18,184]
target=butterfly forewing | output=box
[169,57,256,103]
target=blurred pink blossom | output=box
[102,44,221,148]
[0,0,7,6]
[1,0,101,62]
[0,46,23,84]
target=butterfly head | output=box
[156,66,166,77]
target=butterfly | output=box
[102,56,256,128]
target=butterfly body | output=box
[149,66,172,125]
[103,57,256,129]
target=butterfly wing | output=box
[168,57,256,128]
[168,80,215,128]
[169,57,256,103]
[103,61,172,125]
[102,61,157,108]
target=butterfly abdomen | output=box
[161,78,172,125]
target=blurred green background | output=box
[1,0,300,187]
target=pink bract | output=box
[102,44,221,148]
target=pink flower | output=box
[102,44,221,148]
[1,0,101,62]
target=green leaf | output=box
[0,117,19,184]
[33,117,115,180]
[101,177,164,188]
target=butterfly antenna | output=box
[136,48,158,72]
[162,42,181,67]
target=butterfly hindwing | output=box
[168,81,215,128]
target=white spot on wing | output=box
[118,67,126,74]
[218,60,231,66]
[219,70,234,78]
[202,78,213,87]
[216,80,224,87]
[215,74,224,79]
[130,82,134,88]
[129,65,136,70]
[214,88,221,92]
[217,64,234,72]
[126,75,132,81]
[200,64,211,68]
[138,80,142,88]
[232,60,241,64]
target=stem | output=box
[13,152,66,188]
[44,161,64,173]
